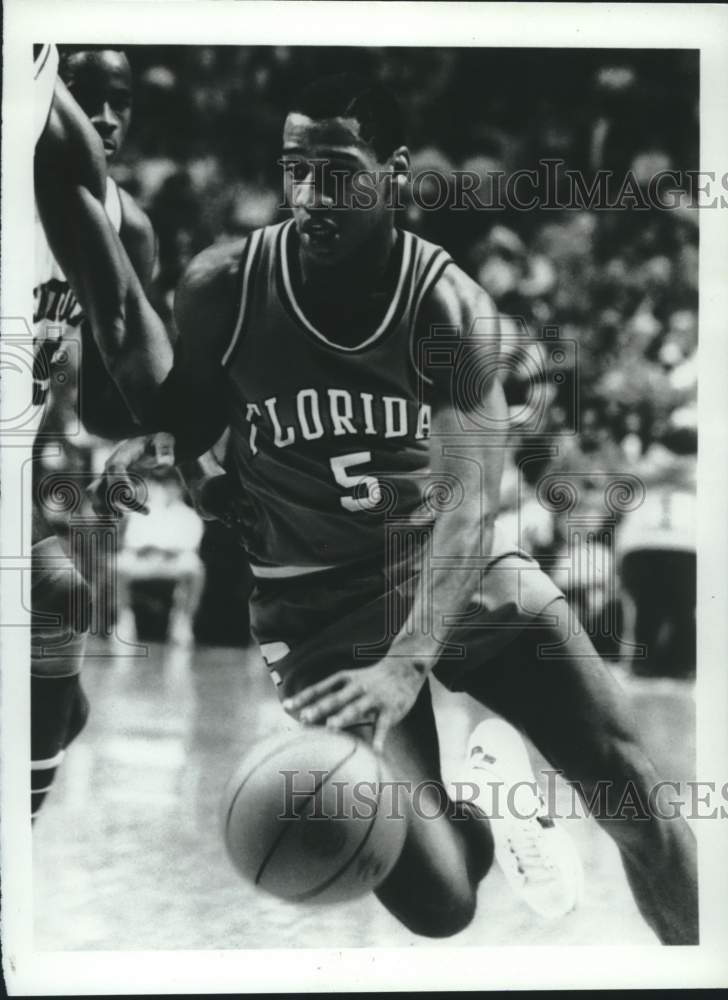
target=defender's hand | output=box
[87,432,176,515]
[283,659,428,753]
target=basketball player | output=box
[31,45,157,818]
[36,72,697,943]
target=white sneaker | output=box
[463,717,584,920]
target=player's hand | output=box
[189,472,239,526]
[282,659,428,753]
[87,432,176,515]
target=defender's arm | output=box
[118,188,157,292]
[79,188,160,439]
[36,74,240,457]
[35,76,172,421]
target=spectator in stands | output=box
[617,419,696,677]
[115,470,205,647]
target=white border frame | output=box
[2,1,728,993]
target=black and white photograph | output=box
[2,1,728,993]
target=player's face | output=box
[63,51,132,162]
[281,113,402,266]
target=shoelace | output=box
[507,821,558,882]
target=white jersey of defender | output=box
[33,43,123,430]
[34,43,59,145]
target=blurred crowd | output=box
[38,47,698,674]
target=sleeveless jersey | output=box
[34,43,58,146]
[32,176,123,416]
[222,220,453,570]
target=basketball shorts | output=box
[249,547,564,701]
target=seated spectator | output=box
[616,423,696,677]
[545,403,626,657]
[115,471,205,647]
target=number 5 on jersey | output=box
[330,451,382,512]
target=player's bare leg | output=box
[30,536,92,818]
[289,675,576,936]
[458,596,698,945]
[363,682,492,936]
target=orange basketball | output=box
[220,727,407,905]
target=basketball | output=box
[220,727,407,905]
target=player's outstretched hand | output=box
[87,432,176,515]
[282,659,428,754]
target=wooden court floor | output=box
[32,638,695,950]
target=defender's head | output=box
[59,47,132,162]
[281,74,409,266]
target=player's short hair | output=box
[58,45,128,83]
[289,73,405,160]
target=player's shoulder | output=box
[417,249,498,352]
[173,218,282,306]
[173,237,253,361]
[409,235,500,391]
[418,250,498,336]
[177,238,250,309]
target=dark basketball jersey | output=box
[222,219,453,570]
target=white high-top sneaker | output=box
[464,717,584,919]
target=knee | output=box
[421,895,477,938]
[389,890,477,939]
[376,852,478,938]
